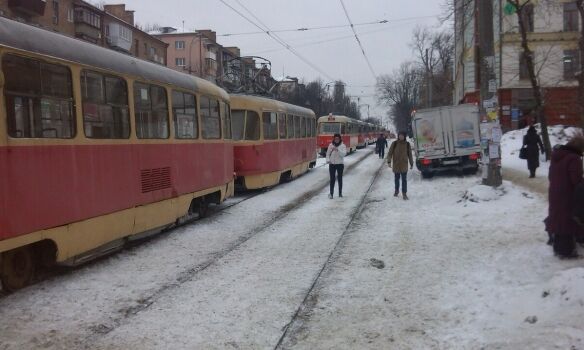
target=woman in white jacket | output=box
[326,133,347,198]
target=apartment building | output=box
[453,0,582,130]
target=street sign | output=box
[511,108,520,121]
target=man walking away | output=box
[326,133,347,199]
[376,133,388,159]
[387,131,414,200]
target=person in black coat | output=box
[375,134,388,159]
[522,126,544,178]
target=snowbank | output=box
[501,124,582,178]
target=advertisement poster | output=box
[454,116,477,148]
[415,117,444,151]
[489,144,500,159]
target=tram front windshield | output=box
[319,122,342,134]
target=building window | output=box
[564,50,581,80]
[175,41,185,50]
[200,96,221,139]
[519,52,530,80]
[67,8,74,23]
[175,58,186,67]
[520,4,534,32]
[222,102,232,140]
[81,70,130,139]
[119,26,131,41]
[172,90,198,139]
[2,54,75,139]
[52,0,59,25]
[75,8,101,28]
[564,2,580,32]
[133,83,169,139]
[262,112,278,140]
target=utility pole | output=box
[478,0,502,186]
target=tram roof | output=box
[317,115,359,123]
[230,94,315,117]
[0,17,229,101]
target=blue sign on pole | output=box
[511,108,519,121]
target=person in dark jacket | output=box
[375,134,388,159]
[574,182,584,242]
[522,126,544,178]
[546,135,584,258]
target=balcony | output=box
[8,0,46,16]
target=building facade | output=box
[0,0,167,65]
[454,0,582,130]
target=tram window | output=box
[81,70,130,139]
[245,111,260,141]
[200,96,221,139]
[134,83,169,139]
[294,116,301,138]
[222,102,232,140]
[299,117,306,138]
[320,122,341,134]
[286,114,294,139]
[3,54,75,138]
[171,90,198,139]
[278,113,286,139]
[310,119,315,137]
[262,112,278,140]
[231,110,245,141]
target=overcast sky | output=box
[117,0,447,122]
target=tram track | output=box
[78,148,375,346]
[274,152,386,350]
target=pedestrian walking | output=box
[376,133,388,159]
[522,126,544,178]
[326,133,347,199]
[387,131,414,200]
[545,135,584,258]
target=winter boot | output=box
[403,193,409,200]
[328,193,333,199]
[394,192,399,197]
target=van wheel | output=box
[1,246,35,291]
[421,171,434,179]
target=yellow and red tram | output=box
[317,114,360,156]
[230,94,316,189]
[0,17,234,290]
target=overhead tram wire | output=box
[338,0,377,80]
[217,0,334,81]
[217,14,437,37]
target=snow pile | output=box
[461,183,505,202]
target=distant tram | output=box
[0,17,234,290]
[317,114,382,156]
[230,94,317,189]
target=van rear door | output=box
[447,104,481,156]
[413,111,447,159]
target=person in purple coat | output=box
[545,135,584,258]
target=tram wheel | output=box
[1,246,35,291]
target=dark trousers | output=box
[329,164,344,195]
[394,172,407,194]
[378,147,385,158]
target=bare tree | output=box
[376,62,422,133]
[411,27,454,108]
[507,0,553,159]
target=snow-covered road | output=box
[1,145,583,350]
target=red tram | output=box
[230,94,316,189]
[317,114,361,155]
[0,18,234,290]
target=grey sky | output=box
[119,0,446,121]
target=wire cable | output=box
[338,0,377,79]
[217,0,334,80]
